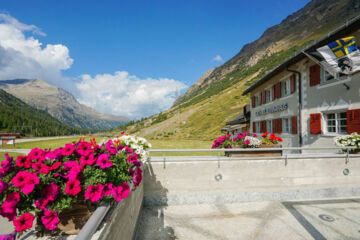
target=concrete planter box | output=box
[225,144,282,157]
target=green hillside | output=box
[0,89,90,136]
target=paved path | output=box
[135,197,360,240]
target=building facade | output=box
[242,16,360,149]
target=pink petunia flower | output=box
[11,171,39,195]
[106,140,118,154]
[80,153,96,166]
[123,146,133,154]
[62,144,75,156]
[0,180,9,194]
[103,183,113,196]
[32,162,51,174]
[34,198,49,210]
[112,182,130,201]
[132,168,143,187]
[45,149,62,161]
[0,231,16,240]
[13,212,34,232]
[85,184,104,202]
[28,148,44,161]
[63,161,81,180]
[42,182,59,201]
[0,154,14,177]
[50,162,62,170]
[96,154,113,169]
[65,179,81,196]
[244,140,250,145]
[0,192,20,221]
[41,209,59,231]
[77,142,93,156]
[15,156,32,169]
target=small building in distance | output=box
[242,15,360,149]
[222,105,250,135]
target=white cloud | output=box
[76,71,187,119]
[212,55,223,62]
[0,13,73,88]
[0,14,187,118]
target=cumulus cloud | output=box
[76,71,187,119]
[0,13,187,118]
[0,13,73,88]
[212,55,223,62]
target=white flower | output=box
[112,134,151,161]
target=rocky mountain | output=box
[174,0,360,107]
[0,79,129,130]
[121,0,360,140]
[0,88,87,136]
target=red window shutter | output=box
[251,96,255,108]
[290,74,296,93]
[277,119,282,134]
[264,121,267,132]
[260,92,263,105]
[272,119,277,133]
[262,91,266,104]
[347,109,360,134]
[291,116,297,134]
[272,85,276,100]
[310,113,321,134]
[276,83,281,99]
[309,65,320,86]
[253,122,256,133]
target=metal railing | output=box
[148,147,360,168]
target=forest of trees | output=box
[0,89,92,137]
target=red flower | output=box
[262,132,269,138]
[41,209,59,231]
[13,212,34,232]
[103,183,113,196]
[65,179,81,196]
[34,198,49,210]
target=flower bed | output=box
[212,132,283,157]
[334,132,360,153]
[0,134,150,239]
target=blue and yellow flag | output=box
[328,36,358,58]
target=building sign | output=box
[255,103,288,116]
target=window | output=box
[266,120,272,132]
[255,122,260,133]
[282,118,290,133]
[325,112,347,134]
[265,89,271,103]
[321,68,346,83]
[281,80,290,97]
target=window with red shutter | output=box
[347,109,360,134]
[272,85,276,101]
[310,113,321,134]
[263,120,267,132]
[290,74,296,93]
[251,96,255,108]
[272,119,276,133]
[291,116,297,134]
[277,119,282,134]
[309,65,320,86]
[253,122,256,133]
[276,83,281,99]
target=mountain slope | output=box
[0,79,129,130]
[0,89,85,136]
[118,0,360,140]
[174,0,360,108]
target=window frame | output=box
[282,118,291,134]
[255,122,261,133]
[281,79,291,97]
[266,120,272,132]
[265,89,271,104]
[324,111,347,134]
[320,67,347,84]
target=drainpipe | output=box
[286,68,302,150]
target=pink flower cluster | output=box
[0,138,144,234]
[211,134,232,149]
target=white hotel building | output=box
[242,16,360,148]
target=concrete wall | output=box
[100,180,143,240]
[143,156,360,206]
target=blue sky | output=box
[0,0,311,118]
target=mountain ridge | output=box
[0,79,129,130]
